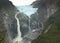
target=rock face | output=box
[32,0,60,31]
[0,12,6,43]
[0,0,18,43]
[32,9,60,43]
[31,0,60,43]
[32,0,58,30]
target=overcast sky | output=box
[9,0,36,6]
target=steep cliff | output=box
[32,0,60,43]
[32,9,60,43]
[32,0,58,24]
[0,0,18,43]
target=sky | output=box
[9,0,36,6]
[9,0,38,17]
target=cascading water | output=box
[9,0,40,43]
[28,16,31,33]
[13,12,23,43]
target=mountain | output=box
[0,1,38,43]
[32,0,58,23]
[0,0,18,43]
[31,0,60,43]
[32,9,60,43]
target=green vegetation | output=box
[0,32,6,43]
[32,10,60,43]
[0,13,6,43]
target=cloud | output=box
[9,0,36,6]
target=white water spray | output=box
[13,12,23,43]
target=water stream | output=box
[12,5,39,43]
[13,12,23,43]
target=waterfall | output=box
[13,12,23,43]
[29,16,31,33]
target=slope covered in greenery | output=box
[32,10,60,43]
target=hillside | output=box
[32,10,60,43]
[0,0,18,43]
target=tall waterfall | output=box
[13,12,23,43]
